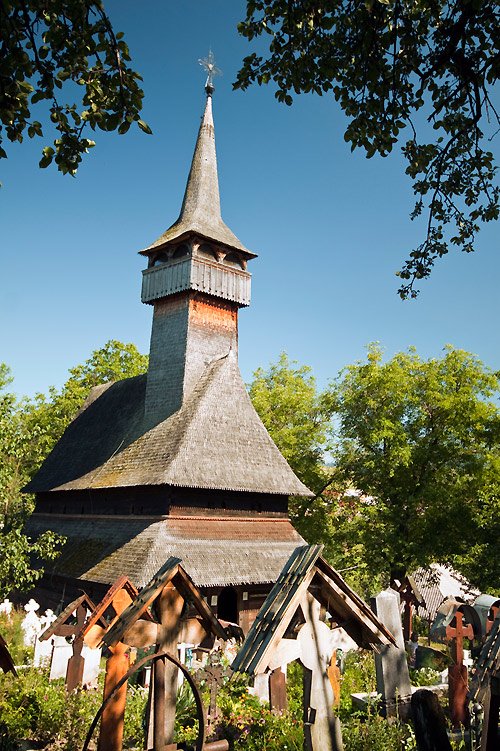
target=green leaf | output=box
[137,119,152,135]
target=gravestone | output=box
[371,588,412,717]
[34,610,57,667]
[298,597,343,751]
[22,599,41,650]
[49,635,73,679]
[0,599,12,618]
[49,636,101,685]
[411,688,452,751]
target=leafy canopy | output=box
[0,0,150,184]
[328,344,500,582]
[249,352,331,493]
[248,353,350,578]
[235,1,500,297]
[0,364,63,598]
[249,346,500,593]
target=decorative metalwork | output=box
[199,49,222,94]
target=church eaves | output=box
[141,93,255,257]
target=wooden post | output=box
[153,584,184,749]
[65,634,85,693]
[269,667,288,712]
[448,611,470,728]
[327,652,341,709]
[98,642,129,751]
[481,673,500,751]
[403,600,413,643]
[64,603,88,692]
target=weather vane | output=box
[198,50,222,95]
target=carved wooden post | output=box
[40,594,102,694]
[98,642,129,751]
[153,584,184,749]
[447,611,472,728]
[65,606,86,692]
[79,576,143,751]
[327,652,341,709]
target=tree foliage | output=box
[235,1,500,297]
[0,339,148,598]
[249,352,331,493]
[247,353,353,576]
[0,0,149,183]
[249,347,500,593]
[0,364,64,597]
[328,344,500,582]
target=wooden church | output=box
[24,80,312,632]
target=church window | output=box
[217,586,238,624]
[223,252,243,269]
[197,243,217,260]
[172,243,190,259]
[151,252,169,267]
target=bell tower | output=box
[140,84,257,421]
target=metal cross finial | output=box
[198,50,222,95]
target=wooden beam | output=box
[102,558,181,648]
[172,568,227,641]
[314,566,395,647]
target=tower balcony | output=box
[141,257,251,307]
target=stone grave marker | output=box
[22,599,41,650]
[34,610,57,667]
[371,588,412,717]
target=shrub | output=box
[342,714,416,751]
[338,650,377,719]
[0,661,148,750]
[0,607,33,666]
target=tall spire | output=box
[176,93,222,237]
[142,81,252,256]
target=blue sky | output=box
[1,1,500,400]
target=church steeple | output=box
[141,88,255,260]
[140,83,256,420]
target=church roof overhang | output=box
[24,353,313,498]
[24,514,307,589]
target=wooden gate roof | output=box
[232,545,396,676]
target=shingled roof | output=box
[141,93,254,257]
[24,514,306,588]
[26,351,312,497]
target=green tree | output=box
[452,460,500,592]
[0,0,150,184]
[327,344,500,583]
[248,353,344,563]
[0,340,148,598]
[235,1,500,298]
[249,352,331,493]
[0,364,64,597]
